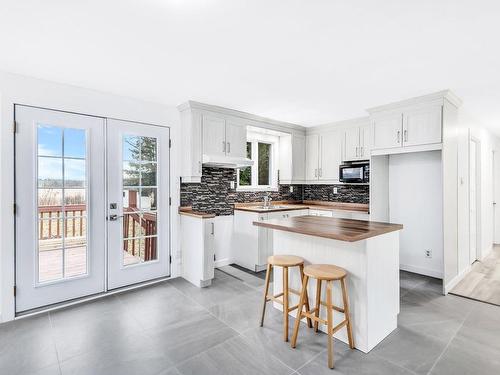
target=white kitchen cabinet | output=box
[320,130,343,181]
[344,123,371,161]
[226,120,247,158]
[403,106,442,147]
[234,209,308,271]
[202,115,227,157]
[279,133,306,184]
[371,105,443,154]
[180,215,215,288]
[305,134,320,181]
[372,113,403,151]
[306,131,343,183]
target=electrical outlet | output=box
[333,187,338,194]
[425,250,432,258]
[290,186,294,193]
[230,181,235,189]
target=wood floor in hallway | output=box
[451,245,500,306]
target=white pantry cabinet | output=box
[180,215,215,288]
[279,133,306,184]
[305,134,320,181]
[370,104,443,155]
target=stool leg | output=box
[283,266,289,342]
[314,278,322,332]
[341,277,355,349]
[291,274,309,348]
[260,263,272,327]
[299,264,313,328]
[326,280,334,369]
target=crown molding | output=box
[366,90,462,114]
[177,100,306,132]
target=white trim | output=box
[444,265,472,295]
[400,264,443,279]
[214,258,232,268]
[371,143,443,156]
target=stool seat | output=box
[304,264,346,280]
[267,255,305,267]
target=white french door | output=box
[106,119,170,289]
[15,106,170,313]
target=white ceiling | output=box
[1,0,499,134]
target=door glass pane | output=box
[122,134,159,266]
[38,157,63,188]
[37,125,88,283]
[64,159,86,188]
[38,125,62,157]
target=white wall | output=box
[495,149,500,244]
[389,151,444,278]
[0,71,181,322]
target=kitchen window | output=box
[238,136,277,191]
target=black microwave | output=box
[339,162,369,183]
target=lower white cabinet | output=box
[310,209,369,220]
[233,209,308,271]
[180,215,215,287]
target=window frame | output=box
[237,134,279,192]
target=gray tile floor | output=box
[1,269,500,375]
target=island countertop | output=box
[253,216,403,242]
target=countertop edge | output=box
[178,207,216,219]
[234,201,369,214]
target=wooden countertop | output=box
[234,201,369,214]
[253,216,402,242]
[179,207,215,219]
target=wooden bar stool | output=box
[291,264,354,369]
[260,255,313,341]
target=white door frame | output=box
[469,136,481,264]
[13,105,172,315]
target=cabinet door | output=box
[359,124,371,159]
[203,220,215,281]
[225,121,247,158]
[320,130,342,181]
[372,114,403,150]
[292,134,306,181]
[202,115,226,156]
[403,106,442,147]
[305,134,319,181]
[344,127,360,161]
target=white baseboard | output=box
[444,264,472,295]
[215,258,232,268]
[400,264,443,279]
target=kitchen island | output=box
[254,216,403,353]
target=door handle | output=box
[108,214,123,221]
[211,222,215,235]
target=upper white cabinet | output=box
[344,123,370,161]
[403,106,442,147]
[305,134,320,181]
[369,95,447,156]
[279,133,306,184]
[306,130,343,182]
[202,115,247,158]
[372,113,403,150]
[203,115,227,157]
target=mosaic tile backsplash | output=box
[180,167,369,216]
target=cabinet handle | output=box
[211,222,214,235]
[404,129,408,142]
[314,168,318,177]
[227,142,230,153]
[355,147,359,157]
[198,161,202,173]
[360,146,364,157]
[222,141,226,153]
[397,130,401,144]
[319,168,322,177]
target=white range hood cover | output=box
[202,154,254,169]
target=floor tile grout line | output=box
[293,347,327,372]
[370,352,419,375]
[425,304,473,374]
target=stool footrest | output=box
[331,320,348,335]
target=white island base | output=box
[271,230,400,353]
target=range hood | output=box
[202,154,254,169]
